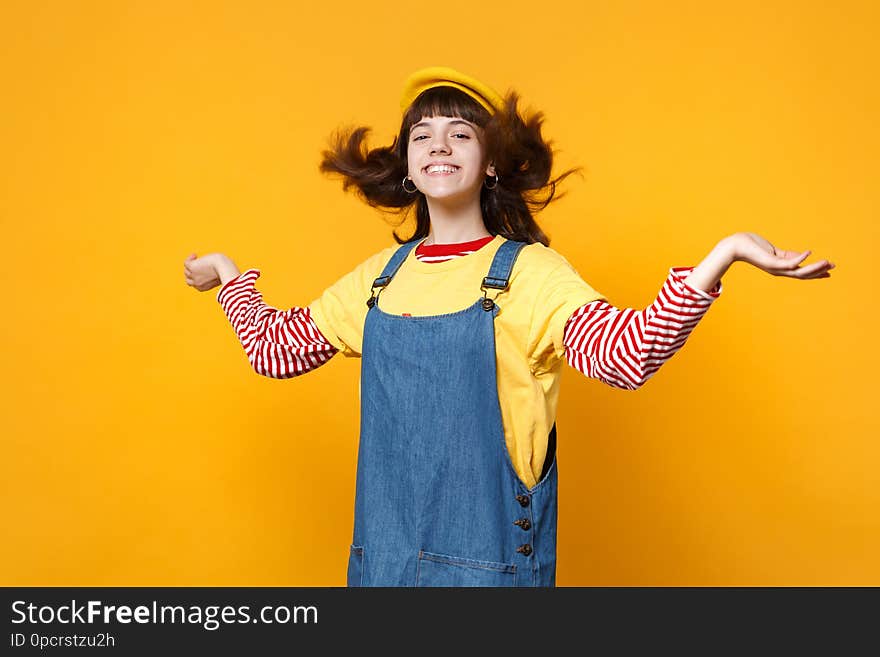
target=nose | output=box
[429,136,450,156]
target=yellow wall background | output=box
[2,0,876,585]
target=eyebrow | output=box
[409,119,475,133]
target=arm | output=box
[564,267,720,390]
[217,270,338,378]
[184,253,338,378]
[564,232,835,390]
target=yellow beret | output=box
[400,66,505,115]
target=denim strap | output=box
[371,239,421,290]
[370,237,527,294]
[482,239,527,291]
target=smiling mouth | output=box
[423,165,460,176]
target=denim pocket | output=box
[415,550,517,587]
[347,545,364,587]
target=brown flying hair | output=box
[318,85,581,246]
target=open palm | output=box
[731,232,834,279]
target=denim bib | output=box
[347,238,558,586]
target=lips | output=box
[422,164,460,175]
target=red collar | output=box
[416,235,494,257]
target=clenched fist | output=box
[183,253,223,292]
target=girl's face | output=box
[406,115,495,203]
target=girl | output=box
[183,67,834,587]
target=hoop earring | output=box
[484,173,500,190]
[402,175,418,194]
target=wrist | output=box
[716,235,741,266]
[212,254,241,285]
[681,238,735,294]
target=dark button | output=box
[366,296,375,308]
[513,518,532,531]
[515,494,530,507]
[481,298,495,311]
[516,544,533,556]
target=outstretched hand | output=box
[183,253,222,292]
[729,232,835,279]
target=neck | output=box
[423,196,491,246]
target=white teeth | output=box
[425,165,458,174]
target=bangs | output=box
[402,86,492,132]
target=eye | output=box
[453,133,469,139]
[412,135,428,141]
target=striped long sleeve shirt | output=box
[216,239,721,390]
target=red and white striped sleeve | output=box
[216,268,338,379]
[563,266,722,390]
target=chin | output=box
[420,182,479,200]
[424,190,472,204]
